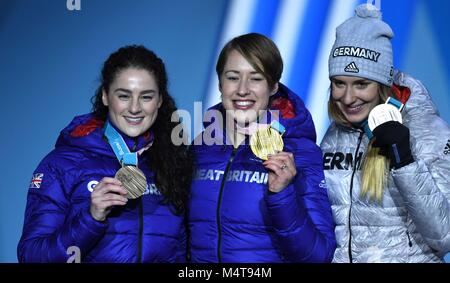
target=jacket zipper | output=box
[133,138,143,263]
[406,231,413,247]
[405,214,413,247]
[348,131,364,263]
[137,197,144,262]
[216,147,237,263]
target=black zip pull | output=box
[406,231,413,247]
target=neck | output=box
[226,120,247,148]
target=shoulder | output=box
[395,71,438,117]
[320,122,345,149]
[34,147,86,182]
[396,72,450,159]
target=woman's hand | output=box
[90,177,128,222]
[263,151,297,193]
[373,121,414,169]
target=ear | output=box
[101,89,109,106]
[270,82,279,96]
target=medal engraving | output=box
[250,127,284,160]
[368,103,402,131]
[115,166,147,199]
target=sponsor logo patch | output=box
[344,62,359,73]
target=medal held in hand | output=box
[115,165,147,199]
[250,121,285,160]
[105,121,147,199]
[368,97,404,131]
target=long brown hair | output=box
[91,45,193,214]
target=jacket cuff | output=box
[391,159,419,175]
[78,207,108,237]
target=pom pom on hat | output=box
[328,4,394,86]
[355,3,382,19]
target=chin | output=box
[234,112,258,124]
[346,117,366,125]
[121,126,146,137]
[234,116,257,126]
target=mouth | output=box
[232,100,255,110]
[344,104,365,115]
[123,116,144,125]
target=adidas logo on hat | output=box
[344,62,359,73]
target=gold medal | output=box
[250,127,284,160]
[115,166,147,199]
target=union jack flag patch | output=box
[29,173,44,189]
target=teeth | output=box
[235,101,253,106]
[125,117,143,122]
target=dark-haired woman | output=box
[18,45,193,262]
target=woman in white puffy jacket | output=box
[320,3,450,262]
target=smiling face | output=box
[331,76,381,124]
[102,68,162,137]
[219,50,278,126]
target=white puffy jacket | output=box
[321,71,450,262]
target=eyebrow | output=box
[224,70,262,75]
[353,79,370,84]
[331,79,370,84]
[113,88,157,95]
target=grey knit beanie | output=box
[328,4,394,86]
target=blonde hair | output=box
[328,83,395,202]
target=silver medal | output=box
[368,103,403,131]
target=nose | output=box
[129,97,142,114]
[237,79,250,96]
[342,86,356,105]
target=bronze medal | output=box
[250,127,284,160]
[115,165,147,199]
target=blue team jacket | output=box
[18,114,185,262]
[188,83,336,262]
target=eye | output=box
[226,76,239,81]
[251,77,264,82]
[355,82,369,89]
[141,95,153,101]
[332,81,345,88]
[118,94,130,100]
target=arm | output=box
[385,118,450,256]
[372,109,450,256]
[17,158,108,262]
[393,160,450,255]
[264,139,336,262]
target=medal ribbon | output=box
[104,121,138,166]
[237,120,286,136]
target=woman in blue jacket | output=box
[18,45,193,262]
[188,33,336,262]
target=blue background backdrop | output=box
[1,0,449,262]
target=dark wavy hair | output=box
[91,45,193,214]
